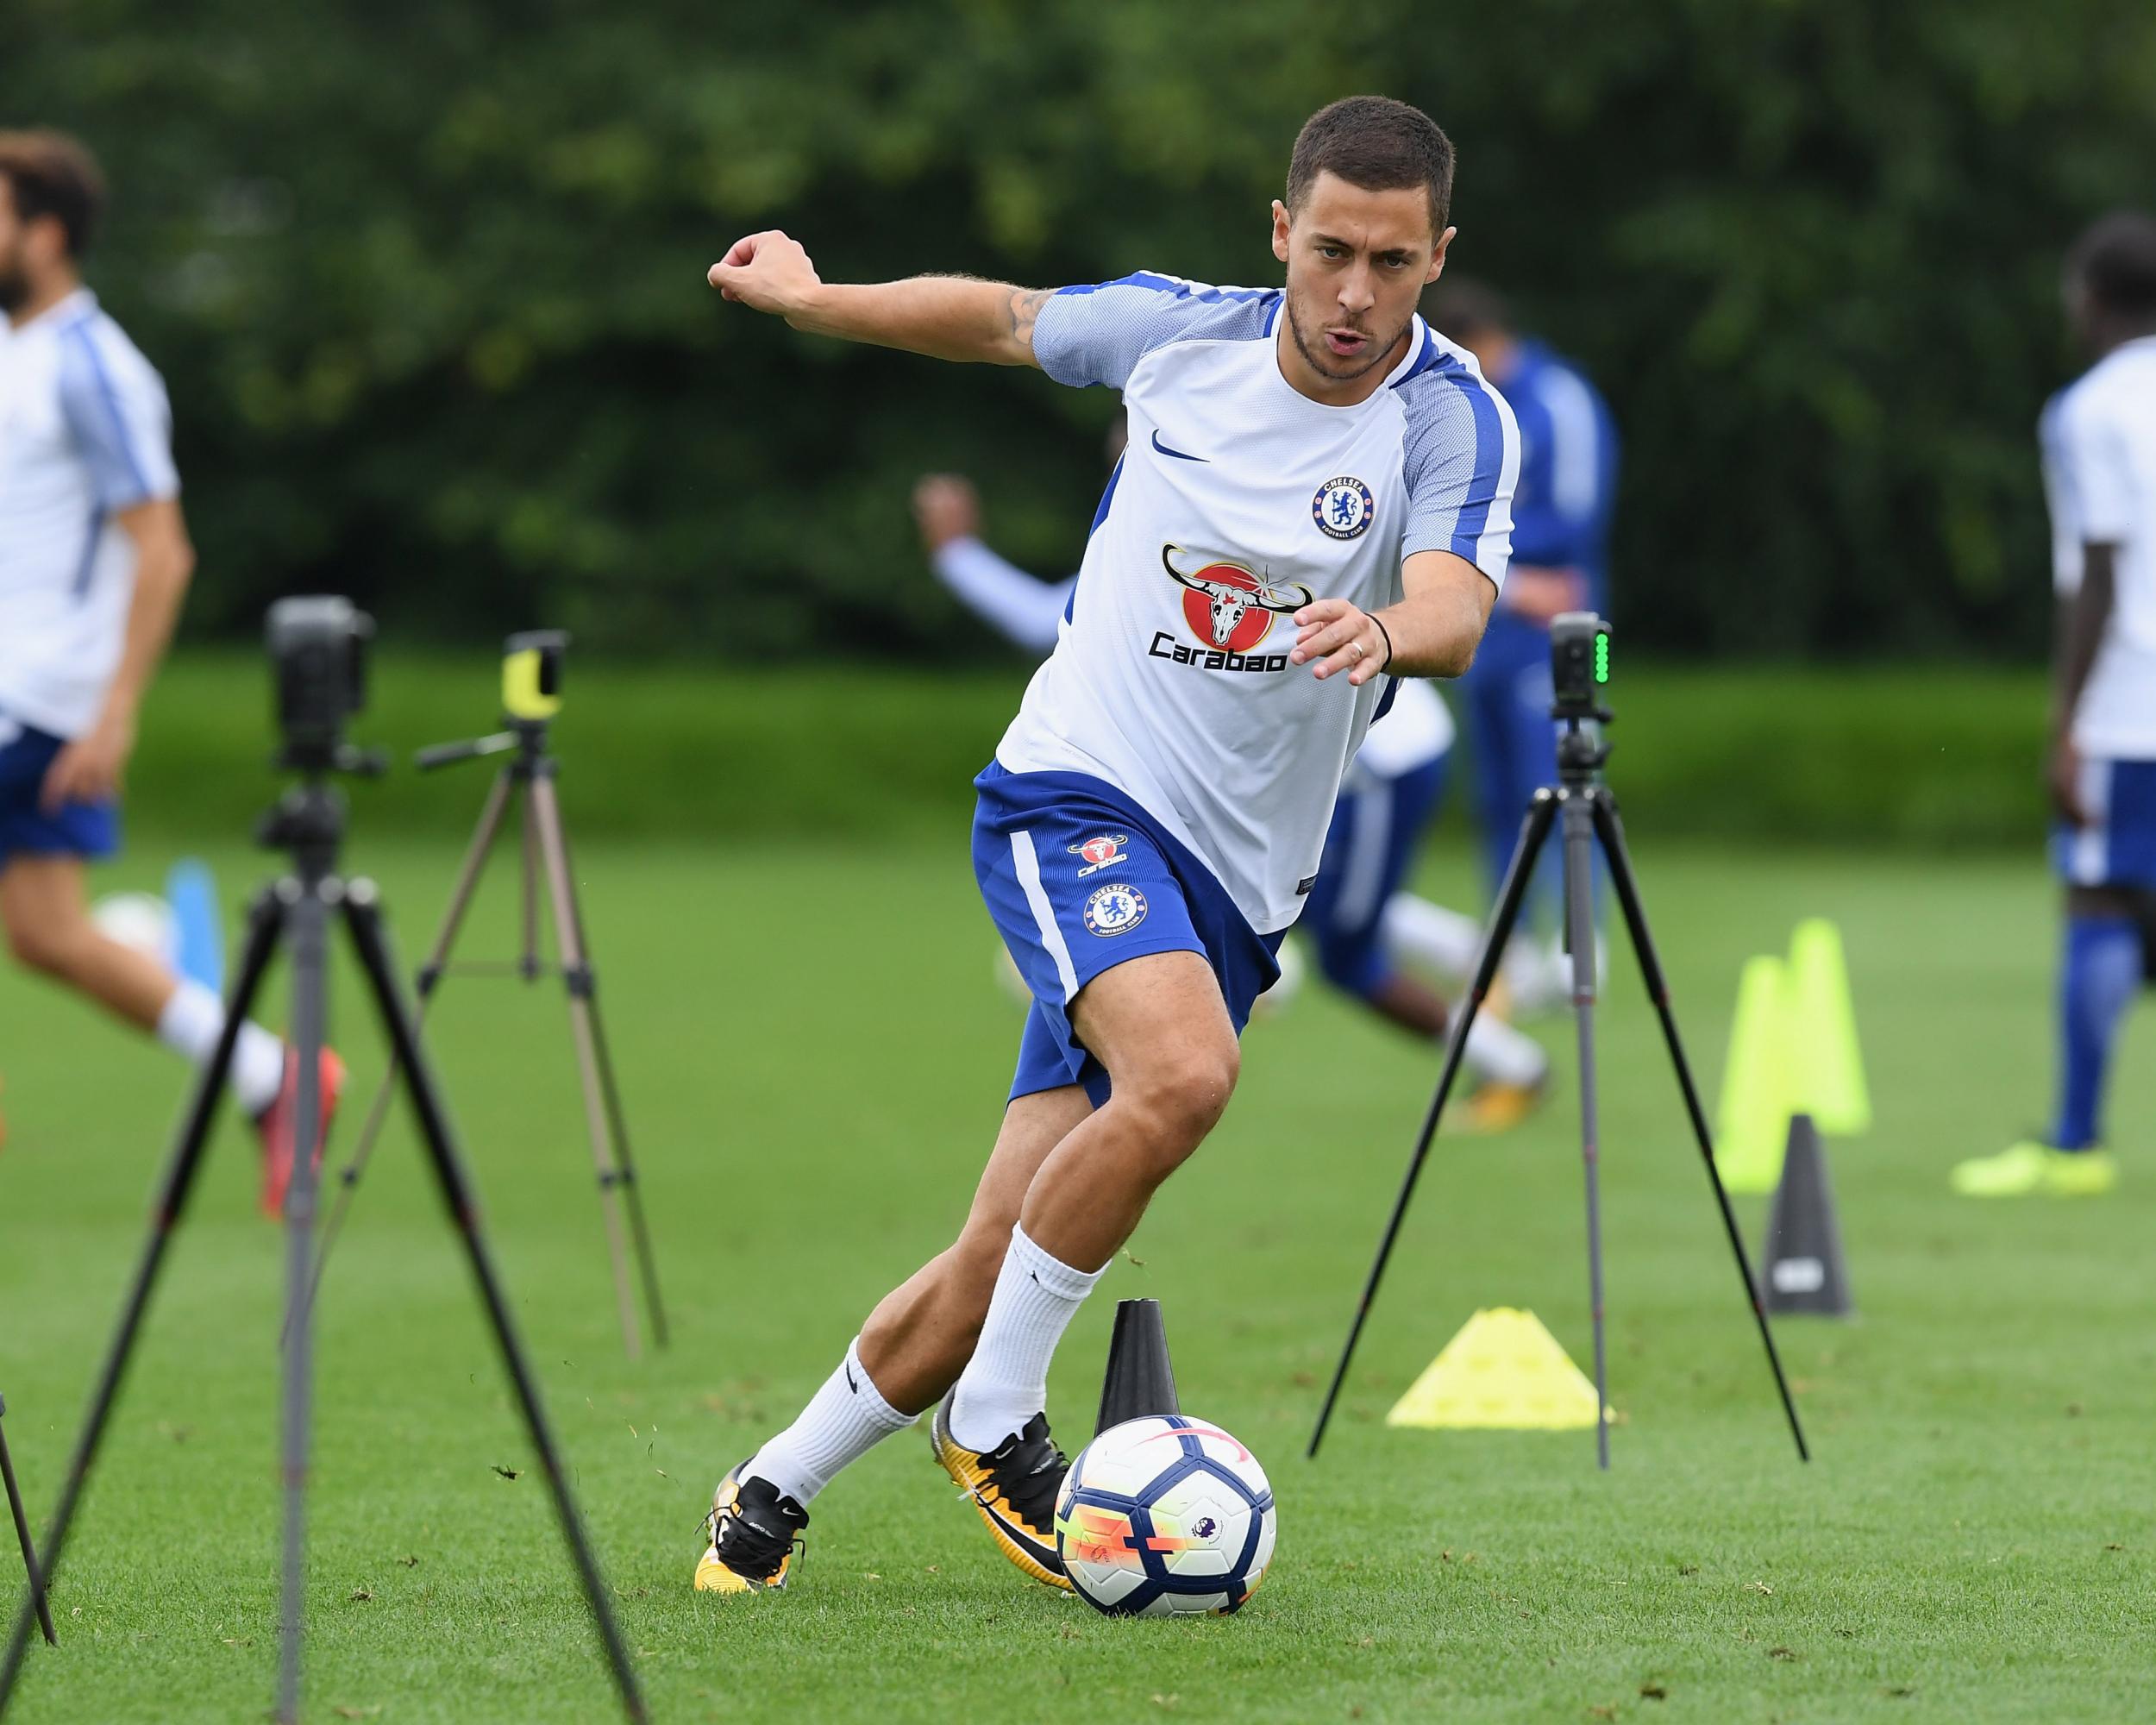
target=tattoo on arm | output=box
[1006,286,1051,347]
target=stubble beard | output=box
[0,242,28,317]
[1283,291,1413,387]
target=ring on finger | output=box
[1348,641,1365,662]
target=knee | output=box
[2,904,79,978]
[1118,1041,1240,1176]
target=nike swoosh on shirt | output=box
[1151,430,1207,462]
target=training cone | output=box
[1095,1298,1181,1434]
[1759,1113,1855,1316]
[1385,1308,1602,1430]
[1715,955,1793,1194]
[1787,919,1871,1135]
[166,858,224,995]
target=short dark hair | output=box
[0,130,106,259]
[1425,277,1512,340]
[2068,210,2156,321]
[1287,97,1454,236]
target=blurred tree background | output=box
[10,0,2156,658]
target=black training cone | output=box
[1758,1113,1854,1317]
[1095,1298,1181,1434]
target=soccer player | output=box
[0,130,340,1210]
[1427,279,1619,1013]
[912,467,1548,1119]
[696,96,1514,1593]
[1953,211,2156,1198]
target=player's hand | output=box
[1502,566,1588,624]
[706,229,823,323]
[912,474,981,553]
[40,712,134,813]
[2049,734,2088,827]
[1290,599,1392,687]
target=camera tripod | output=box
[1308,689,1808,1471]
[309,712,667,1359]
[0,1396,53,1650]
[0,773,645,1723]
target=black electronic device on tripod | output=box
[1307,612,1808,1471]
[0,600,645,1724]
[309,630,667,1359]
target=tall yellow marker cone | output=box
[1715,955,1794,1194]
[1787,919,1870,1135]
[1386,1308,1602,1430]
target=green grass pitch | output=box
[0,831,2151,1722]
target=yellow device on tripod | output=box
[502,630,567,722]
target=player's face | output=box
[1271,172,1455,394]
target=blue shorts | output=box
[0,718,120,869]
[2053,758,2156,890]
[1304,755,1449,998]
[973,763,1283,1107]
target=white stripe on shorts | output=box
[1010,829,1079,1000]
[2071,756,2112,885]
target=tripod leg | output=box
[310,767,519,1311]
[1308,791,1559,1459]
[0,890,285,1710]
[520,781,543,982]
[1590,796,1810,1462]
[0,1403,54,1647]
[337,884,647,1723]
[527,773,642,1360]
[276,879,333,1725]
[539,792,668,1349]
[1559,794,1612,1471]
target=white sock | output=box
[1462,1013,1547,1087]
[743,1337,916,1507]
[1382,894,1485,982]
[155,979,286,1115]
[950,1223,1105,1451]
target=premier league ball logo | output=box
[1312,476,1374,541]
[1083,884,1149,937]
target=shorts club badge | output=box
[1070,834,1130,878]
[1082,883,1149,937]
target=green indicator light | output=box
[1593,632,1610,684]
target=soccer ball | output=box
[1054,1414,1276,1615]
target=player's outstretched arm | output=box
[708,230,1047,367]
[1289,550,1496,685]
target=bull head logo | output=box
[1161,545,1312,652]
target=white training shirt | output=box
[932,536,1456,771]
[2042,335,2156,759]
[0,288,179,740]
[998,273,1517,933]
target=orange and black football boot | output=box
[693,1460,807,1594]
[930,1396,1071,1590]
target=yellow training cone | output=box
[1386,1308,1602,1430]
[1787,918,1871,1135]
[1715,955,1793,1194]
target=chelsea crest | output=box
[1312,475,1374,541]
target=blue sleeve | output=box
[1031,273,1279,391]
[931,538,1075,655]
[1398,352,1521,587]
[57,323,179,511]
[1509,361,1615,571]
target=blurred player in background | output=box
[0,129,337,1209]
[699,97,1510,1597]
[912,461,1549,1123]
[1954,211,2156,1198]
[1427,279,1619,1013]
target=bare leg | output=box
[856,1082,1093,1414]
[1018,949,1240,1271]
[0,856,177,1029]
